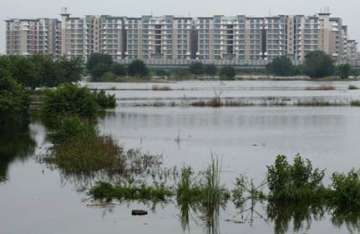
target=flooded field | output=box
[2,81,360,234]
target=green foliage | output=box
[336,64,352,79]
[87,53,113,80]
[266,56,296,76]
[94,90,116,109]
[41,84,100,123]
[89,182,173,202]
[127,60,149,77]
[351,100,360,106]
[46,133,125,176]
[189,62,204,75]
[219,66,236,80]
[51,116,96,144]
[100,72,116,82]
[204,64,218,76]
[0,55,83,88]
[90,63,113,81]
[111,63,127,76]
[0,76,30,131]
[267,155,326,202]
[330,170,360,210]
[304,51,335,78]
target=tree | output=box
[86,53,113,71]
[111,63,127,77]
[219,66,236,80]
[266,56,295,76]
[87,53,113,80]
[127,60,149,77]
[205,64,218,76]
[189,62,204,75]
[336,64,351,79]
[304,51,335,78]
[0,76,30,131]
[91,63,111,81]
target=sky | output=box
[1,0,360,53]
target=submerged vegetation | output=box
[89,182,173,203]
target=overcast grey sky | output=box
[1,0,359,53]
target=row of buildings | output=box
[5,9,359,66]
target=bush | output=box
[41,84,100,123]
[127,60,149,77]
[52,116,96,144]
[219,66,236,80]
[94,90,116,108]
[266,56,296,76]
[304,51,335,78]
[47,134,125,176]
[0,76,30,131]
[331,170,360,210]
[267,155,326,202]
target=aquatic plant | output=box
[351,100,360,107]
[89,181,173,203]
[94,90,116,109]
[348,85,359,90]
[266,155,326,202]
[330,170,360,210]
[305,85,335,90]
[151,85,172,91]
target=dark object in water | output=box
[132,210,148,216]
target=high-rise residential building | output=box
[5,10,359,65]
[6,18,61,56]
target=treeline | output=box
[88,51,358,81]
[266,51,356,79]
[0,55,114,132]
[0,55,83,89]
[87,53,238,81]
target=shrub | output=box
[46,133,125,176]
[267,155,326,202]
[52,116,96,144]
[330,170,360,210]
[94,90,116,108]
[41,84,100,123]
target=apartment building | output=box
[6,18,61,56]
[5,11,359,65]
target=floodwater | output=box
[2,80,360,234]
